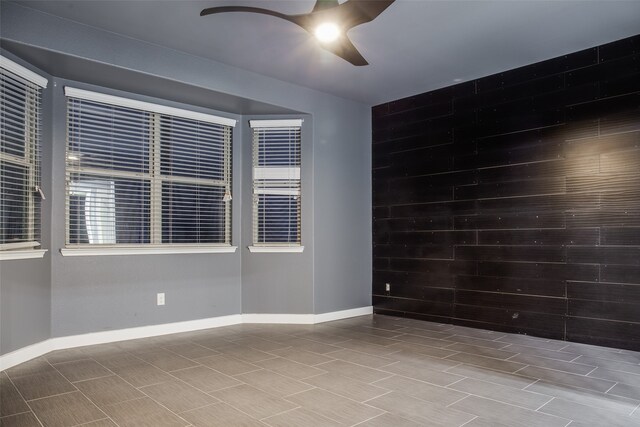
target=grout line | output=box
[459,415,480,427]
[603,381,618,394]
[522,379,540,391]
[584,366,599,377]
[361,389,392,403]
[535,396,555,412]
[445,394,471,408]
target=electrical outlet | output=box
[157,293,165,306]
[385,283,391,292]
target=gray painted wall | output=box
[313,105,372,314]
[1,2,372,341]
[241,116,314,314]
[0,49,52,355]
[49,79,244,337]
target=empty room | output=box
[1,0,640,426]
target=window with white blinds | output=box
[64,87,235,251]
[249,119,302,250]
[0,56,47,253]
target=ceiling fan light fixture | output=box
[314,22,341,43]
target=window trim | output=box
[64,87,236,127]
[0,249,47,261]
[63,87,237,253]
[0,56,48,88]
[247,245,304,253]
[249,119,303,252]
[60,245,237,257]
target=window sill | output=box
[0,249,48,261]
[248,246,305,253]
[60,246,238,257]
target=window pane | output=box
[0,161,28,244]
[160,116,227,181]
[68,174,150,244]
[256,194,299,244]
[162,183,226,244]
[255,128,301,167]
[0,73,28,158]
[67,100,150,174]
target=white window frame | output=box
[61,87,237,256]
[0,56,48,261]
[248,119,304,253]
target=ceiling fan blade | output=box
[312,0,340,13]
[200,6,300,25]
[335,0,395,28]
[320,36,369,66]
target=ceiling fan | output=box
[200,0,396,66]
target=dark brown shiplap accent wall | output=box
[372,34,640,350]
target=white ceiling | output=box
[13,0,640,105]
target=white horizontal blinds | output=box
[65,88,233,247]
[66,98,152,245]
[250,120,302,246]
[0,62,44,250]
[159,116,231,244]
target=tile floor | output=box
[1,314,640,426]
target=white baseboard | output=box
[242,313,315,324]
[0,340,55,372]
[51,314,243,351]
[0,306,372,371]
[314,306,374,323]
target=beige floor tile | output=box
[284,388,383,426]
[0,374,30,417]
[367,391,475,426]
[445,352,526,373]
[324,349,394,368]
[197,355,261,376]
[355,412,425,427]
[45,348,94,364]
[0,412,42,427]
[449,377,552,410]
[11,371,76,401]
[53,359,112,382]
[217,345,276,363]
[170,365,241,393]
[381,360,462,386]
[446,364,537,389]
[316,360,392,384]
[262,408,342,427]
[254,357,326,380]
[74,375,144,407]
[108,363,174,388]
[211,384,297,419]
[180,403,265,427]
[385,342,458,359]
[235,370,313,398]
[283,338,342,355]
[267,348,335,366]
[102,397,188,427]
[162,343,218,360]
[525,380,639,415]
[373,374,467,406]
[135,349,199,372]
[6,358,55,379]
[303,373,388,402]
[450,395,569,427]
[517,366,615,393]
[78,420,118,426]
[140,380,217,413]
[29,391,106,427]
[337,340,399,357]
